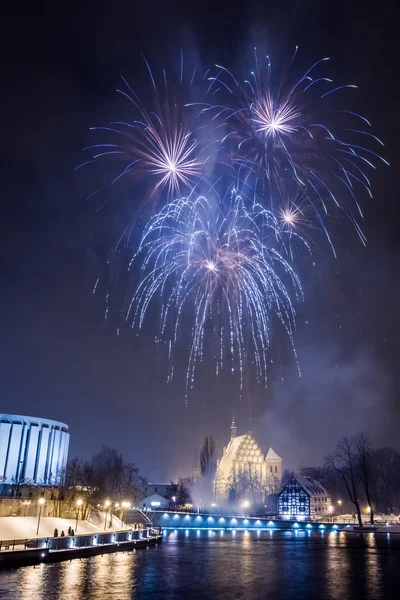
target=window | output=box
[275,466,278,474]
[155,487,158,492]
[270,466,272,473]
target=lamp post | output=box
[121,502,130,527]
[23,500,31,517]
[75,499,83,532]
[338,500,343,515]
[104,500,111,530]
[36,497,45,536]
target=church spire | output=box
[230,414,237,441]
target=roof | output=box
[281,476,329,497]
[0,413,68,431]
[265,447,282,461]
[217,434,267,479]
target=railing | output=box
[0,526,161,554]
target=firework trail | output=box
[76,54,216,205]
[128,189,303,400]
[199,48,389,254]
[79,49,387,398]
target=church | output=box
[214,417,283,501]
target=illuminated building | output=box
[214,417,283,500]
[0,413,69,486]
[278,476,332,519]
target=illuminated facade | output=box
[278,476,332,519]
[214,417,283,500]
[0,414,69,486]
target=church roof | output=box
[265,447,282,461]
[217,433,265,479]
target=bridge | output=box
[150,511,343,532]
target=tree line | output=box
[298,433,400,525]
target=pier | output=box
[0,527,161,569]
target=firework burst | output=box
[76,55,213,203]
[204,49,389,252]
[128,190,303,399]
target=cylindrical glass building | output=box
[0,414,69,485]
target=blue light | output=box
[219,517,225,523]
[306,524,312,529]
[293,523,300,528]
[163,513,169,518]
[255,520,261,526]
[267,521,275,527]
[231,518,237,524]
[173,514,179,519]
[244,519,249,524]
[332,525,338,530]
[318,524,325,529]
[185,515,190,520]
[208,516,214,522]
[196,515,202,521]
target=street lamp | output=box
[121,501,130,527]
[36,497,45,536]
[23,500,31,517]
[75,499,83,532]
[242,500,250,516]
[338,500,343,515]
[104,500,111,530]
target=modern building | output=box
[277,476,332,519]
[0,414,69,486]
[214,417,283,500]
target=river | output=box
[0,530,399,599]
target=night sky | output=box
[1,1,398,481]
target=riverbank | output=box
[0,527,161,569]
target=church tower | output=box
[230,415,237,441]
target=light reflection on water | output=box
[0,530,398,600]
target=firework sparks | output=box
[77,56,212,202]
[80,50,388,399]
[206,50,389,252]
[128,190,303,400]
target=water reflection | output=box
[0,531,398,600]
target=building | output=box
[277,475,332,519]
[137,483,177,500]
[214,417,283,501]
[0,414,69,486]
[142,493,170,509]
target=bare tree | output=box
[227,463,265,504]
[175,476,193,505]
[373,447,400,513]
[355,433,374,525]
[200,436,216,479]
[325,436,363,526]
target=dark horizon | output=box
[1,0,398,481]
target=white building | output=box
[214,417,283,500]
[0,414,69,486]
[137,483,177,499]
[142,493,170,509]
[278,476,332,519]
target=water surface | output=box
[0,530,399,599]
